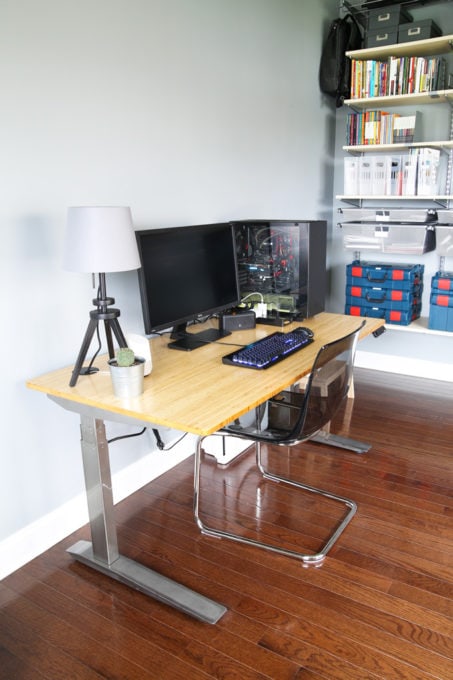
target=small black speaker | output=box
[221,310,256,331]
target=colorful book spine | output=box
[349,56,445,99]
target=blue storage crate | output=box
[346,261,424,288]
[429,303,453,331]
[430,291,453,308]
[346,284,422,310]
[431,271,453,292]
[429,271,453,330]
[346,274,420,291]
[345,302,421,326]
[345,294,421,312]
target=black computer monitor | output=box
[136,222,241,350]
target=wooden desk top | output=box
[27,313,383,436]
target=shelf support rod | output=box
[440,102,453,210]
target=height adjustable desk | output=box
[27,312,382,624]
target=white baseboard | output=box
[356,349,453,382]
[0,437,195,581]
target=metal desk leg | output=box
[310,429,371,454]
[66,415,227,624]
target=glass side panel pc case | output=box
[135,223,241,351]
[231,220,327,324]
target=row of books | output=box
[344,149,444,197]
[346,110,420,146]
[350,56,445,99]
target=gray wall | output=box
[0,0,338,575]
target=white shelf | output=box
[341,29,453,348]
[346,34,453,61]
[337,195,453,201]
[343,140,453,153]
[343,90,453,110]
[386,317,453,336]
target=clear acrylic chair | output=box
[193,321,365,565]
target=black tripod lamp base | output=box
[69,302,128,387]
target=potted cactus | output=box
[108,347,145,398]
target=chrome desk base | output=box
[54,402,226,625]
[67,540,226,624]
[310,430,371,454]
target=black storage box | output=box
[368,4,413,30]
[398,19,442,43]
[365,29,398,48]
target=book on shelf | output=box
[346,110,421,146]
[392,112,421,144]
[388,56,445,96]
[350,56,446,100]
[351,59,388,99]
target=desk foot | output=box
[67,540,227,624]
[311,431,371,454]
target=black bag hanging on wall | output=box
[319,13,362,108]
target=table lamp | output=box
[64,206,141,387]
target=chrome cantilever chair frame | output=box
[193,322,365,566]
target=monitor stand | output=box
[168,323,231,351]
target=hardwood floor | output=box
[1,368,452,679]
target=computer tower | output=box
[231,220,327,323]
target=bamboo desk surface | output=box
[27,313,383,436]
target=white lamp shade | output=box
[64,206,141,273]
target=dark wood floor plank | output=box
[194,460,453,579]
[0,581,163,680]
[0,607,104,679]
[40,543,304,679]
[116,476,453,641]
[116,516,453,676]
[3,570,212,680]
[6,554,295,680]
[130,462,453,614]
[259,628,442,680]
[0,645,48,680]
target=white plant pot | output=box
[108,357,145,398]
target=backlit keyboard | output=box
[222,327,314,369]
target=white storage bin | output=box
[359,157,374,195]
[372,156,392,196]
[344,157,359,195]
[435,225,453,256]
[339,222,435,254]
[388,155,402,196]
[338,207,437,224]
[417,148,441,196]
[401,154,418,196]
[437,210,453,225]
